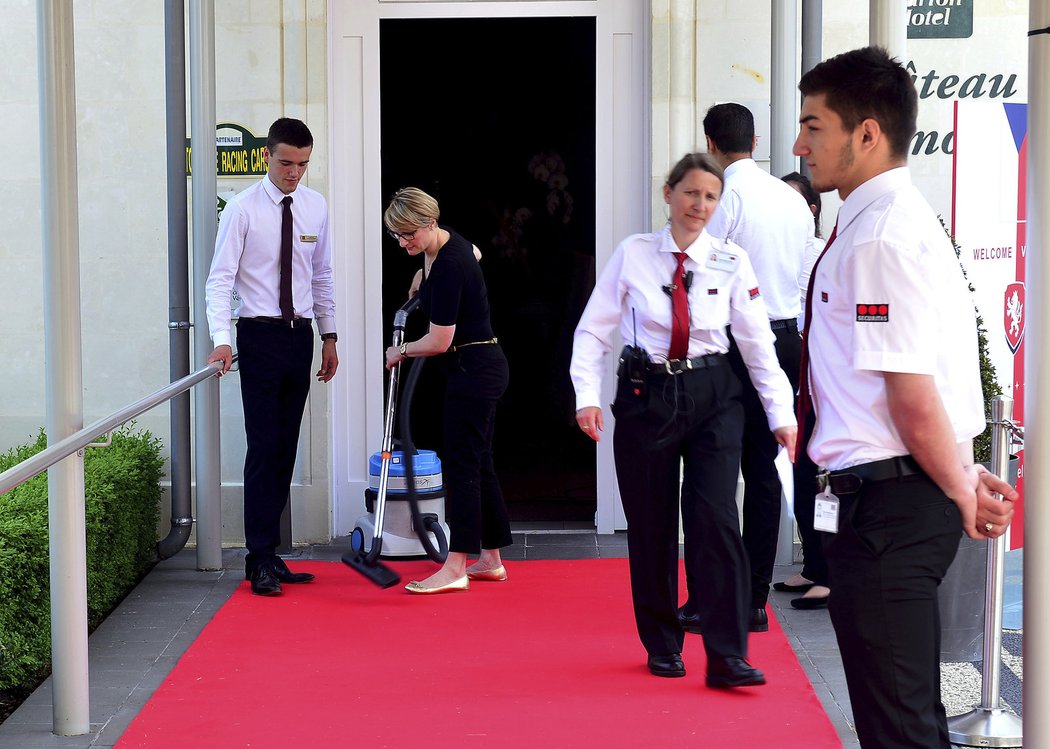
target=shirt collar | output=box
[659,224,714,259]
[837,167,911,232]
[261,175,297,205]
[723,158,757,179]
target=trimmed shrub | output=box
[0,426,163,690]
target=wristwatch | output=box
[399,342,409,357]
[320,333,337,342]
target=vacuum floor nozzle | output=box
[341,550,401,589]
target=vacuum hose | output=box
[398,353,450,563]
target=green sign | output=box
[908,0,973,39]
[185,122,268,177]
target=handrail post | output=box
[947,395,1023,747]
[36,0,89,735]
[189,0,222,571]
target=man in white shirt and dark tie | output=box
[205,118,338,596]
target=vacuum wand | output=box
[342,296,421,588]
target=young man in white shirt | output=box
[206,118,338,596]
[691,103,816,632]
[793,47,1016,748]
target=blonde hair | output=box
[384,187,440,231]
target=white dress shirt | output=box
[806,167,985,470]
[206,176,335,348]
[705,158,815,321]
[571,226,796,430]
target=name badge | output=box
[300,234,318,243]
[814,485,840,533]
[705,251,739,272]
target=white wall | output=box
[1,0,331,545]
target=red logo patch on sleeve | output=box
[707,288,718,295]
[856,303,889,322]
[820,291,828,303]
[748,287,760,300]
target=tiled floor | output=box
[0,527,1024,748]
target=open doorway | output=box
[379,17,597,524]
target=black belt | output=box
[243,316,313,329]
[648,353,725,376]
[770,318,798,332]
[816,455,924,495]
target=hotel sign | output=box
[185,123,268,177]
[908,0,973,39]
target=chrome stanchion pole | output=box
[947,395,1023,748]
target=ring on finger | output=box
[984,522,994,533]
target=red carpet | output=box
[117,559,841,748]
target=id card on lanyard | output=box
[814,485,840,533]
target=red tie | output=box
[279,195,294,321]
[668,252,690,360]
[796,224,837,435]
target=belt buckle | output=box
[663,360,678,375]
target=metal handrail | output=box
[0,361,223,496]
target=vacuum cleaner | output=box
[342,296,449,588]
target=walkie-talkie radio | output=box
[618,309,647,399]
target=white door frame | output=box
[327,0,649,535]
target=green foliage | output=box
[0,426,163,690]
[946,222,1003,462]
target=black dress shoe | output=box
[272,557,315,584]
[677,605,702,634]
[791,594,829,609]
[772,580,815,593]
[249,565,282,596]
[706,657,766,688]
[647,653,686,678]
[749,607,769,632]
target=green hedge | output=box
[0,426,163,690]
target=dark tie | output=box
[668,252,690,360]
[279,195,294,321]
[796,223,838,436]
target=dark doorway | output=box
[379,17,597,524]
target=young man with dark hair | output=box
[206,117,339,596]
[794,47,1017,748]
[679,103,815,633]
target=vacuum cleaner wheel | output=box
[350,526,367,554]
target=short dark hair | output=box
[666,152,724,191]
[782,172,822,238]
[702,103,755,154]
[798,46,917,160]
[267,117,313,153]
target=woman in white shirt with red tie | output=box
[570,152,796,689]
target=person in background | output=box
[681,103,814,634]
[570,153,796,688]
[775,171,830,610]
[206,117,338,596]
[383,187,513,594]
[794,46,1017,747]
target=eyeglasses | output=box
[387,228,420,242]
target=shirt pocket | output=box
[690,285,731,331]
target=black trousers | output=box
[726,325,801,607]
[236,318,314,572]
[441,345,513,554]
[823,473,961,749]
[792,418,828,586]
[612,360,749,661]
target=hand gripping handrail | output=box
[0,360,225,497]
